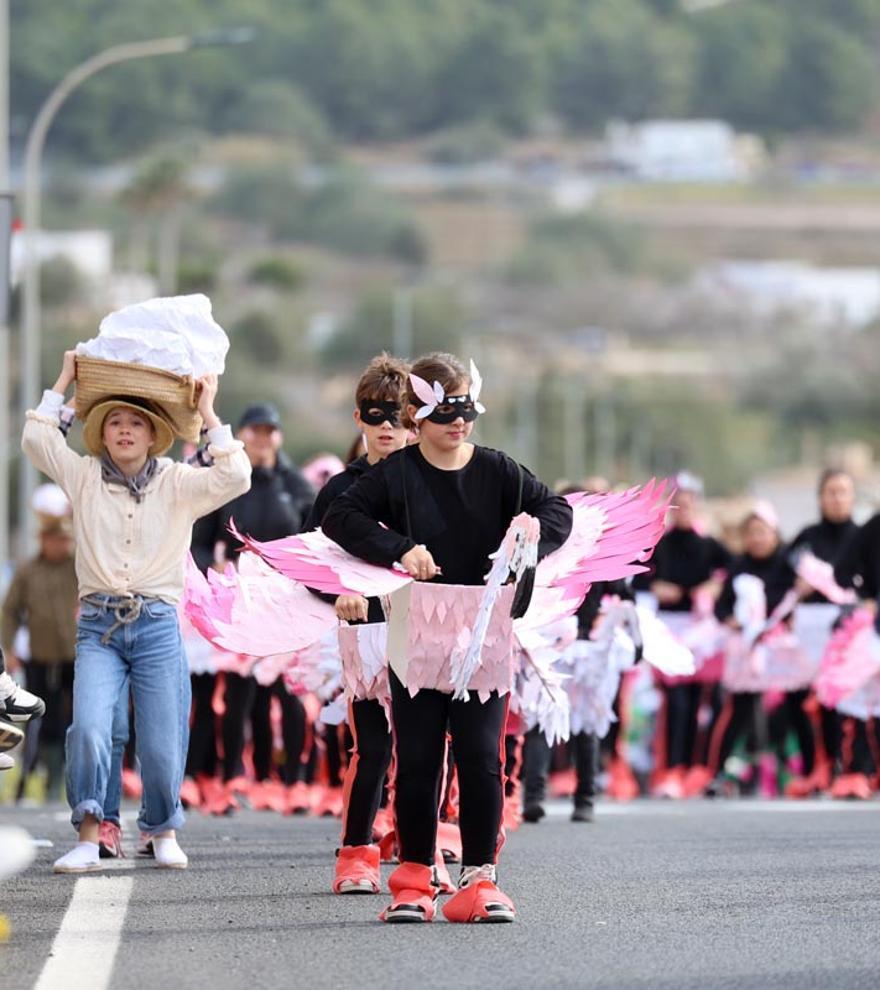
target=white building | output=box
[695,260,880,329]
[606,119,758,183]
[9,229,113,283]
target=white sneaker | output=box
[153,836,188,869]
[0,753,14,771]
[0,673,46,722]
[53,841,102,874]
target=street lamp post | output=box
[17,28,254,554]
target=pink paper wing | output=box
[230,520,411,597]
[521,481,670,630]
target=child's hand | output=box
[401,545,440,581]
[335,595,369,623]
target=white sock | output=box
[153,836,188,869]
[53,841,101,874]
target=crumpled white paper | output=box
[77,294,229,377]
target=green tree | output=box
[553,0,696,131]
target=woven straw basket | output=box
[74,355,203,443]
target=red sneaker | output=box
[285,781,311,816]
[333,844,381,894]
[315,786,344,818]
[251,780,287,814]
[437,821,463,863]
[441,864,516,923]
[606,758,639,801]
[830,773,873,801]
[652,766,686,800]
[683,765,713,798]
[432,852,455,895]
[98,820,125,859]
[179,777,201,809]
[199,776,239,816]
[121,768,142,800]
[371,806,394,843]
[380,862,437,923]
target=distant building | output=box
[694,260,880,328]
[9,229,113,283]
[605,119,760,183]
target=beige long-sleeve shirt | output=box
[22,390,252,603]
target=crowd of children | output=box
[3,296,880,926]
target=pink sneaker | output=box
[98,820,124,859]
[442,865,515,923]
[333,844,381,894]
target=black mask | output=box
[358,400,401,427]
[424,394,480,424]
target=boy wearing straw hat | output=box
[22,350,251,872]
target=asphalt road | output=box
[1,799,878,990]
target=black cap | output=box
[237,402,282,431]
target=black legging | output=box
[523,727,597,806]
[783,689,815,776]
[820,705,841,768]
[341,699,392,847]
[223,673,307,783]
[710,691,761,774]
[186,673,218,778]
[390,671,508,867]
[252,681,307,784]
[665,683,702,769]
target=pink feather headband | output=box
[409,359,486,420]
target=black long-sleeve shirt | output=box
[305,455,370,533]
[190,452,314,573]
[833,513,880,603]
[789,516,858,604]
[715,548,796,623]
[649,527,731,613]
[322,444,572,586]
[303,455,385,622]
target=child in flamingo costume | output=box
[185,354,671,922]
[301,353,411,895]
[321,353,572,923]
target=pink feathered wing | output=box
[183,551,338,657]
[815,608,880,707]
[229,519,412,597]
[516,480,671,634]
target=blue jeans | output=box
[103,689,132,826]
[67,596,190,835]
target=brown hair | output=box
[817,467,851,496]
[402,352,469,429]
[355,352,410,406]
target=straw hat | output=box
[82,396,175,457]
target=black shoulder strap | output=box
[401,449,414,540]
[515,461,524,516]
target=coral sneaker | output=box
[606,758,639,801]
[333,844,381,894]
[442,864,516,923]
[285,781,311,816]
[437,821,463,863]
[380,862,437,923]
[830,773,873,801]
[179,777,202,810]
[432,853,456,895]
[98,820,125,859]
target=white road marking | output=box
[34,876,133,990]
[543,798,878,817]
